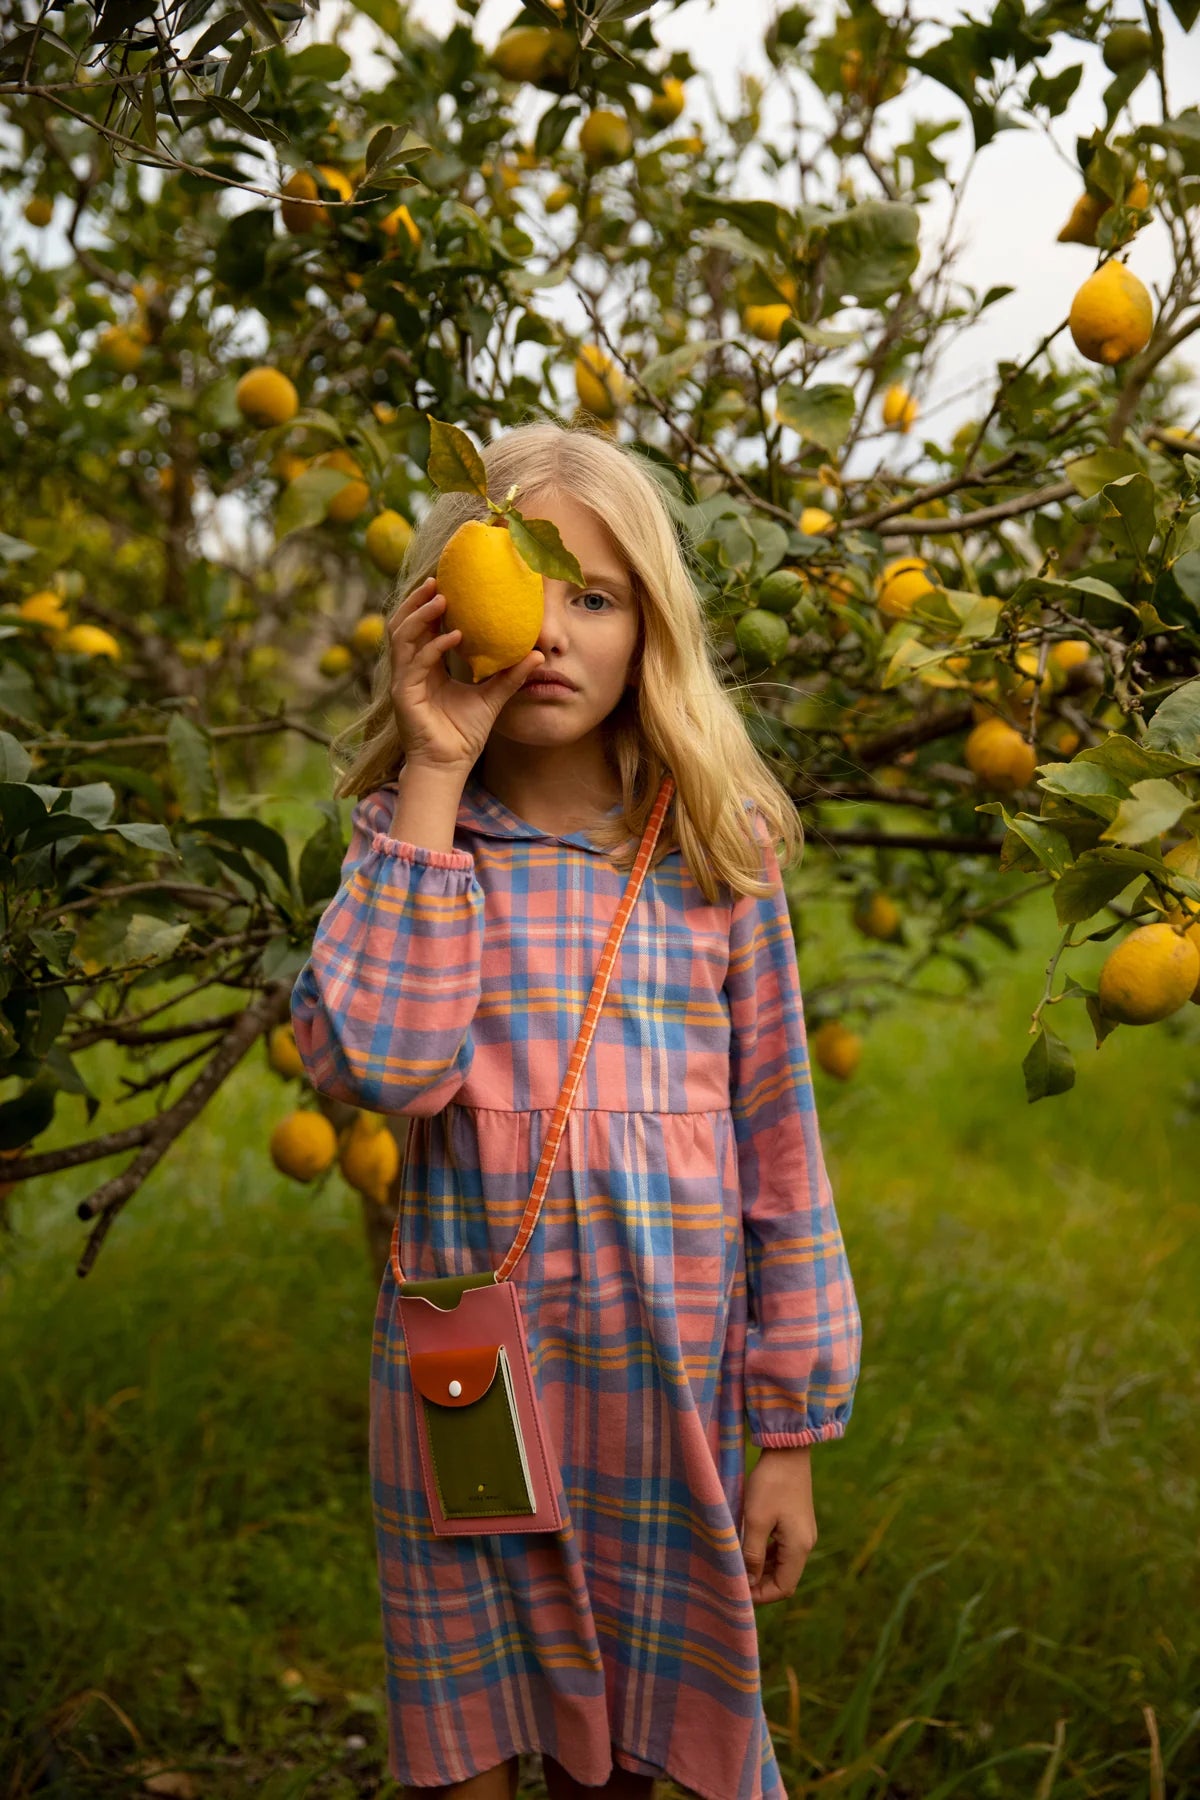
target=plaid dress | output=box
[291,770,862,1799]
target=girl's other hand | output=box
[387,577,546,775]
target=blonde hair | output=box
[331,415,804,902]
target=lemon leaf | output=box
[1023,1025,1075,1103]
[426,417,488,498]
[505,510,584,586]
[775,382,855,451]
[640,341,711,397]
[1145,675,1200,760]
[275,467,358,541]
[1100,777,1192,845]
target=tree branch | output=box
[876,481,1075,537]
[805,827,1004,853]
[74,984,293,1277]
[843,702,976,768]
[36,716,334,755]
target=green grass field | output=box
[3,876,1198,1799]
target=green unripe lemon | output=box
[1103,25,1153,71]
[735,608,790,668]
[756,568,807,615]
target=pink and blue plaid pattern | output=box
[292,771,862,1797]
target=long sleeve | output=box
[290,785,484,1116]
[725,812,862,1448]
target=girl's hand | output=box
[740,1447,817,1605]
[387,576,546,775]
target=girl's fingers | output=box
[393,595,446,640]
[391,578,437,624]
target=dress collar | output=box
[458,770,634,851]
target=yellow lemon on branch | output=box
[811,1020,862,1081]
[1097,922,1200,1025]
[235,367,299,429]
[1068,260,1153,365]
[876,556,936,619]
[270,1111,338,1180]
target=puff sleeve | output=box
[725,813,862,1448]
[290,785,484,1116]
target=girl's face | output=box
[450,489,641,747]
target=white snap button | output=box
[448,1379,462,1397]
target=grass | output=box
[2,875,1199,1798]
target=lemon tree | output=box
[3,0,1200,1279]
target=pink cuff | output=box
[753,1421,847,1450]
[369,831,475,872]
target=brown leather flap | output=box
[410,1343,501,1407]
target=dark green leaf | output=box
[109,821,176,854]
[0,1075,57,1152]
[120,915,191,963]
[1077,734,1197,783]
[192,817,291,893]
[0,783,49,839]
[275,465,361,540]
[167,715,219,816]
[535,103,579,158]
[140,69,157,149]
[259,935,311,981]
[775,382,855,451]
[1003,810,1074,875]
[1063,448,1145,497]
[191,12,246,56]
[1023,1025,1075,1102]
[298,814,346,906]
[1145,677,1200,760]
[505,512,584,585]
[0,732,31,782]
[688,194,796,257]
[1084,992,1121,1045]
[639,341,711,398]
[63,783,115,829]
[1053,854,1143,924]
[820,202,921,307]
[426,417,489,497]
[289,42,351,81]
[1028,63,1082,115]
[218,30,253,96]
[214,206,275,293]
[1036,759,1127,820]
[233,0,284,45]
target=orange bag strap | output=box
[392,771,677,1287]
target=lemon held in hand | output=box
[436,518,544,683]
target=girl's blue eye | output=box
[576,590,614,612]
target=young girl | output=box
[291,418,862,1800]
